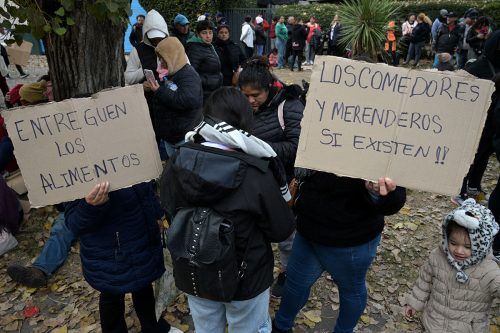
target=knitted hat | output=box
[19,81,47,104]
[442,199,499,283]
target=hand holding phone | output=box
[144,69,155,83]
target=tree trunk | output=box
[40,1,126,102]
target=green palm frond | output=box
[339,0,401,59]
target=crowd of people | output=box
[0,7,499,333]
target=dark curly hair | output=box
[238,56,275,91]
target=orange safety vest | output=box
[385,21,396,52]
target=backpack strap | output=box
[277,100,286,131]
[238,227,255,279]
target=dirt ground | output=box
[0,58,499,333]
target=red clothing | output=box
[270,22,276,39]
[306,23,320,43]
[262,19,270,32]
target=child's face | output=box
[448,230,472,262]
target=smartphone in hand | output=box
[144,69,155,83]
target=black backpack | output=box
[166,207,251,302]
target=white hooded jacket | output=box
[240,22,255,48]
[125,9,169,85]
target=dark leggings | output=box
[460,111,495,194]
[289,49,303,71]
[489,177,500,252]
[0,74,9,96]
[99,284,168,333]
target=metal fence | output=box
[222,8,276,54]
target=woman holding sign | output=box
[272,175,406,333]
[64,182,182,333]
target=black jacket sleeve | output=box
[362,186,407,216]
[267,99,304,167]
[154,66,203,112]
[248,169,295,242]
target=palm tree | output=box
[338,0,401,60]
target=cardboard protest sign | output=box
[2,85,163,207]
[7,41,33,66]
[295,56,494,196]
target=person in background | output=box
[171,14,194,48]
[432,12,460,68]
[404,199,499,333]
[129,14,145,49]
[457,9,478,69]
[0,177,22,256]
[144,37,203,159]
[304,16,321,65]
[385,20,398,66]
[124,9,169,158]
[255,16,267,56]
[466,16,492,62]
[186,20,223,103]
[490,73,500,259]
[327,14,342,56]
[289,18,307,72]
[404,13,431,68]
[437,52,454,71]
[215,25,246,86]
[275,16,288,69]
[285,16,294,68]
[270,16,278,51]
[268,48,278,67]
[402,13,417,37]
[453,31,500,206]
[215,12,227,26]
[432,9,448,43]
[0,27,28,78]
[240,16,255,59]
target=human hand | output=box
[5,92,10,102]
[404,305,416,318]
[85,182,110,206]
[365,177,396,196]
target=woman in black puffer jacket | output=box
[214,25,247,86]
[239,57,304,183]
[186,20,223,102]
[239,56,304,299]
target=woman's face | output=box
[199,28,213,44]
[279,16,285,23]
[409,15,415,23]
[160,57,168,69]
[218,27,229,41]
[240,85,269,112]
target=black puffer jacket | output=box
[186,37,223,102]
[434,23,461,53]
[160,143,295,300]
[214,38,247,86]
[255,24,266,45]
[252,86,304,182]
[153,65,203,143]
[291,24,307,50]
[410,22,431,44]
[295,173,406,247]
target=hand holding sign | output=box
[365,177,396,196]
[85,181,110,206]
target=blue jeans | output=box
[188,288,271,333]
[276,38,286,68]
[256,44,265,56]
[433,53,439,68]
[32,212,76,275]
[274,233,381,333]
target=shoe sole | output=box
[6,266,47,288]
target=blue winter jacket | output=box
[65,182,165,294]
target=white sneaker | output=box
[0,230,18,256]
[169,327,183,333]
